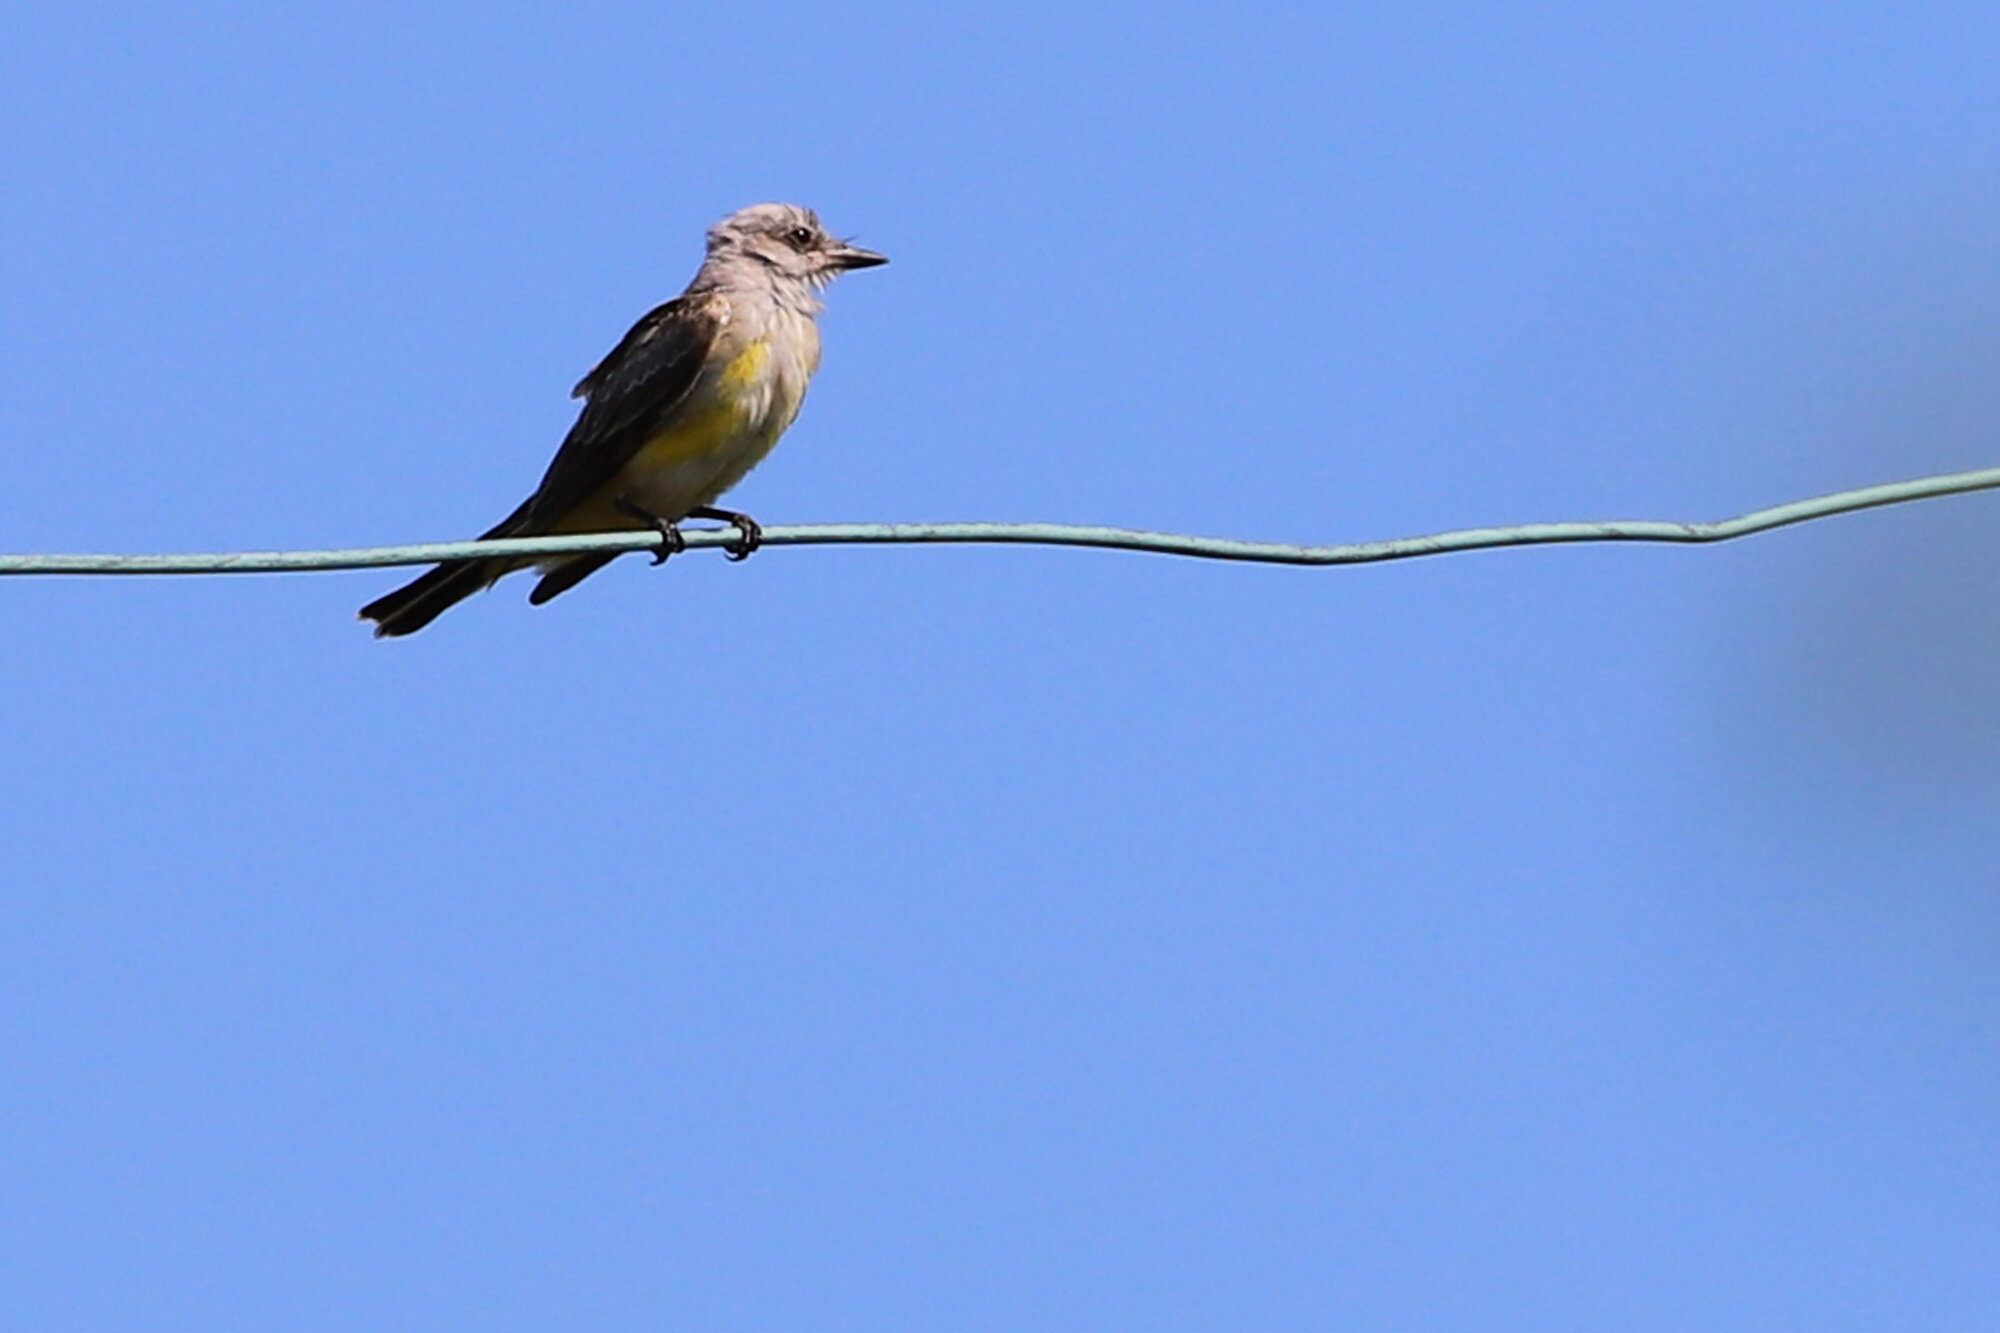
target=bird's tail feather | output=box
[359,558,504,637]
[528,553,619,606]
[358,501,532,638]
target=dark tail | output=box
[359,501,532,638]
[527,552,618,605]
[359,558,505,638]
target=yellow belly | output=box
[550,341,792,534]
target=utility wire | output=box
[3,465,1998,578]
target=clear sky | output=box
[4,3,2000,1328]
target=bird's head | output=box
[706,203,888,290]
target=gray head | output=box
[701,203,888,291]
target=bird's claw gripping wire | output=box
[614,496,686,566]
[688,506,764,561]
[614,499,761,564]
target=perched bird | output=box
[359,203,886,637]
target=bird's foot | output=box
[615,496,685,565]
[687,506,763,561]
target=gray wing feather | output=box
[523,295,720,528]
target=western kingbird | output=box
[359,202,886,637]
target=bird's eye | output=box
[787,226,815,248]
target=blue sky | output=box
[4,3,2000,1328]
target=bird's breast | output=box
[609,320,819,517]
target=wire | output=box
[3,465,1998,577]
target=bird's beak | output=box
[829,242,888,270]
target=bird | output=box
[359,202,886,637]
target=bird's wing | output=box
[520,293,724,529]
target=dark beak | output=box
[829,242,888,270]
